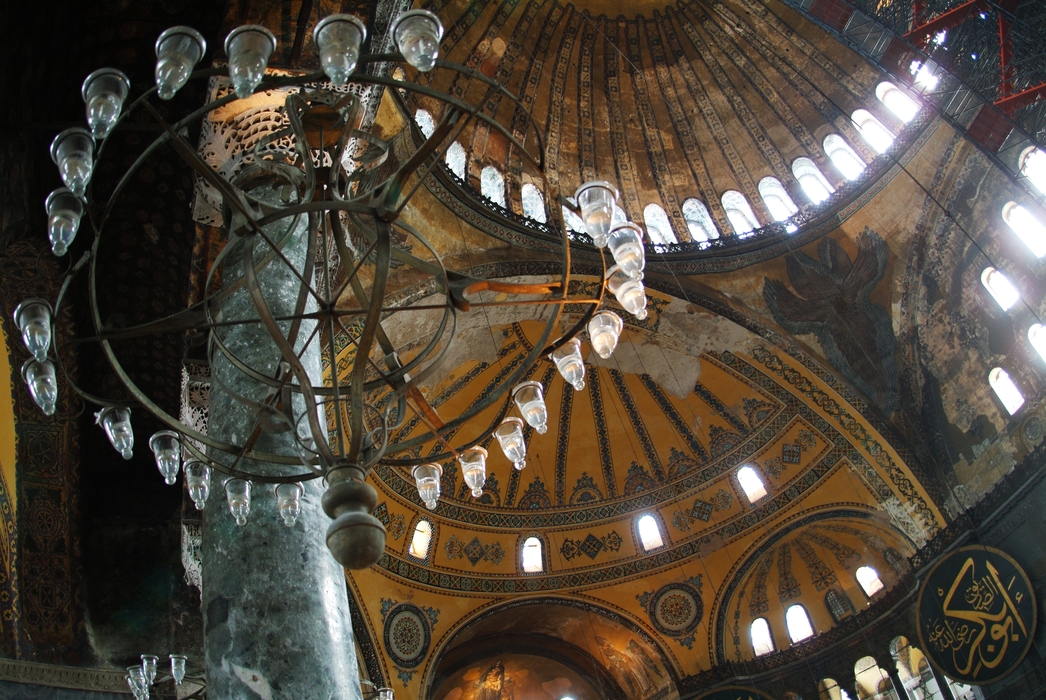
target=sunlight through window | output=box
[637,514,664,551]
[737,465,768,503]
[989,367,1025,415]
[409,519,433,559]
[980,267,1019,311]
[751,618,775,656]
[785,605,815,643]
[522,536,544,572]
[856,566,884,596]
[1003,202,1046,257]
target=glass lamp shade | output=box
[412,463,443,510]
[184,461,211,510]
[224,25,277,99]
[81,68,130,139]
[21,359,57,416]
[155,27,207,100]
[587,310,624,359]
[95,406,134,459]
[276,482,303,526]
[148,430,181,485]
[45,188,83,257]
[512,380,548,434]
[493,417,527,470]
[126,667,147,699]
[606,265,648,320]
[141,655,159,685]
[459,446,488,498]
[607,222,646,280]
[314,14,367,86]
[377,688,394,700]
[13,299,53,362]
[169,655,187,685]
[574,181,620,247]
[392,10,444,72]
[225,478,252,526]
[50,128,95,197]
[551,337,586,391]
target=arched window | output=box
[413,109,435,138]
[980,267,1020,311]
[856,566,884,596]
[785,604,815,643]
[643,203,677,245]
[758,177,799,222]
[721,190,760,236]
[481,166,506,208]
[819,678,854,700]
[876,81,920,122]
[750,618,775,656]
[1021,146,1046,194]
[522,535,544,573]
[1030,324,1046,364]
[445,142,466,179]
[1003,202,1046,257]
[737,465,768,503]
[989,367,1025,415]
[824,135,866,180]
[852,109,895,154]
[682,198,720,243]
[636,513,665,551]
[825,588,855,622]
[521,183,547,223]
[792,158,835,204]
[855,656,897,700]
[409,518,433,559]
[883,547,906,573]
[562,196,586,234]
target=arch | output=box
[989,367,1025,415]
[824,588,855,622]
[852,109,895,154]
[750,617,775,656]
[1002,201,1046,257]
[785,604,815,643]
[521,183,547,223]
[643,203,677,244]
[407,516,435,562]
[854,656,897,700]
[481,165,506,208]
[824,135,866,180]
[445,141,466,179]
[737,465,768,503]
[855,565,884,597]
[636,512,666,552]
[792,158,835,204]
[876,81,920,122]
[758,176,799,222]
[682,197,719,243]
[1020,146,1046,194]
[819,678,855,700]
[413,108,435,138]
[521,534,544,573]
[721,190,760,236]
[980,266,1020,310]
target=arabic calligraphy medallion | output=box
[917,545,1036,684]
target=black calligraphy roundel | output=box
[917,545,1037,685]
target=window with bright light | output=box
[1021,147,1046,194]
[409,519,433,559]
[824,135,866,180]
[481,166,506,208]
[1029,324,1046,364]
[785,604,815,643]
[989,367,1025,415]
[751,618,775,656]
[852,109,895,154]
[682,198,719,243]
[1003,202,1046,257]
[737,465,768,503]
[792,158,835,204]
[521,183,547,223]
[758,177,799,222]
[876,81,920,123]
[637,514,664,551]
[445,142,466,179]
[909,60,939,91]
[644,203,677,245]
[855,566,884,596]
[522,535,544,572]
[820,678,854,700]
[562,196,586,233]
[980,267,1020,311]
[722,190,760,236]
[413,109,435,138]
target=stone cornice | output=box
[0,658,129,692]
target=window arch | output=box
[643,203,677,245]
[1020,146,1046,194]
[980,267,1020,311]
[792,158,835,204]
[876,81,920,122]
[855,656,897,700]
[682,198,719,243]
[825,588,855,622]
[481,166,506,208]
[855,566,884,597]
[989,367,1025,415]
[413,108,435,138]
[521,183,547,223]
[1003,202,1046,257]
[758,177,799,222]
[445,142,466,179]
[521,534,544,573]
[737,465,768,503]
[408,517,434,561]
[824,135,866,180]
[636,513,666,551]
[721,190,760,236]
[750,618,775,656]
[562,196,586,234]
[819,678,855,700]
[852,109,895,154]
[785,604,815,643]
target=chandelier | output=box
[15,10,654,571]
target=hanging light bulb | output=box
[276,483,303,526]
[493,417,527,470]
[224,25,277,99]
[155,27,207,100]
[21,359,57,416]
[512,380,548,434]
[140,655,159,685]
[551,337,586,391]
[459,447,488,498]
[148,431,181,485]
[314,14,367,86]
[169,655,187,685]
[607,222,646,280]
[13,299,53,363]
[45,188,83,257]
[184,461,211,510]
[606,265,648,320]
[574,181,619,247]
[392,10,444,72]
[412,463,443,510]
[225,478,252,526]
[50,128,95,197]
[95,407,134,459]
[588,310,624,359]
[81,68,130,139]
